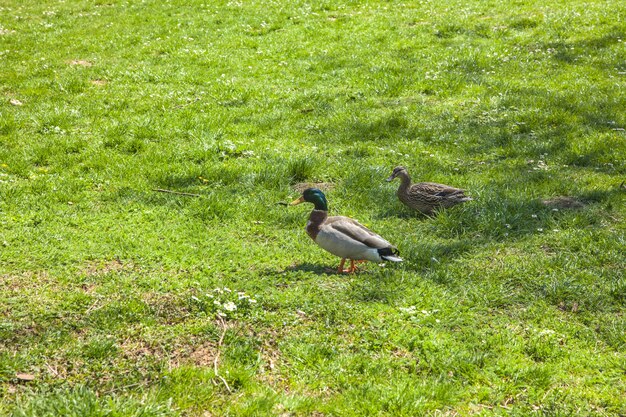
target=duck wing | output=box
[323,216,394,249]
[412,182,467,197]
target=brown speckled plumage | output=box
[386,166,472,215]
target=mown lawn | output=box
[1,0,625,415]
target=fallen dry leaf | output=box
[16,373,35,381]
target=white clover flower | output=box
[223,301,237,311]
[213,300,221,306]
[249,299,257,304]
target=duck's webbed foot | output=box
[338,259,367,274]
[337,258,349,274]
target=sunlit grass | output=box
[1,0,625,415]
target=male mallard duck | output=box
[386,166,472,215]
[290,188,402,273]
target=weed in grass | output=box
[287,156,317,184]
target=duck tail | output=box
[450,191,472,203]
[378,247,403,262]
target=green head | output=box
[290,188,328,211]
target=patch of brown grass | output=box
[187,343,218,367]
[82,259,129,276]
[120,335,219,369]
[141,292,191,324]
[540,196,586,209]
[68,59,93,67]
[0,270,53,292]
[246,326,290,390]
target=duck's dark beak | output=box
[290,196,305,206]
[385,174,396,182]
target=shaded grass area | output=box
[1,0,625,415]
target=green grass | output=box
[1,0,625,415]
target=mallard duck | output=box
[386,166,472,215]
[290,188,402,273]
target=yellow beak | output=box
[290,196,305,206]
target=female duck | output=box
[386,166,472,215]
[290,188,402,273]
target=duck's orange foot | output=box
[337,258,354,274]
[337,259,366,274]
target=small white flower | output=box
[249,299,257,304]
[531,214,538,218]
[537,228,544,232]
[223,301,237,311]
[213,300,221,306]
[191,296,200,302]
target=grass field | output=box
[1,0,625,415]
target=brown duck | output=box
[386,166,472,215]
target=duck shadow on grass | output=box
[259,262,338,278]
[259,261,393,283]
[285,262,338,275]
